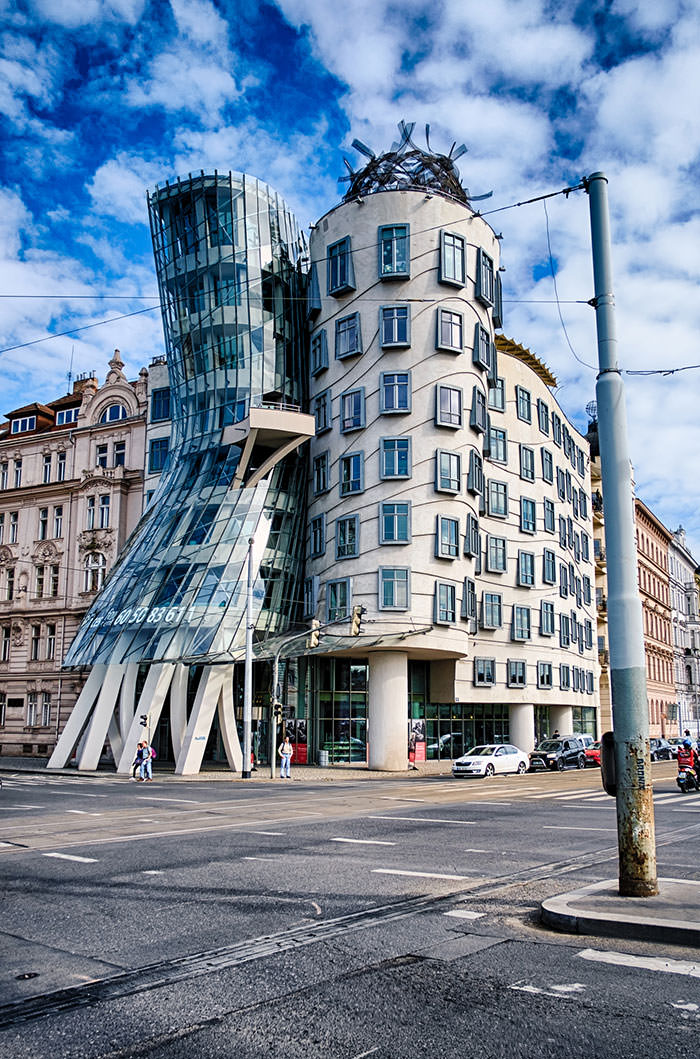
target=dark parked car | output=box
[649,738,675,761]
[529,737,587,772]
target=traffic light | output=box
[308,618,321,649]
[139,714,148,727]
[350,604,364,637]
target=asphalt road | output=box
[1,762,698,1058]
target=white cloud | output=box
[88,153,166,225]
[27,0,146,29]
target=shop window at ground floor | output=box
[315,657,368,763]
[572,706,597,739]
[419,703,511,760]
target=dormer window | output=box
[99,404,128,423]
[56,407,79,426]
[10,416,36,434]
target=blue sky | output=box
[2,0,700,552]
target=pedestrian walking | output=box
[278,735,293,779]
[408,732,418,770]
[140,741,155,782]
[131,741,145,780]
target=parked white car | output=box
[452,744,529,778]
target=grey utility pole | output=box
[585,172,658,896]
[241,537,254,779]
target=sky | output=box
[2,0,700,554]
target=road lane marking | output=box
[243,856,273,862]
[42,852,97,863]
[578,949,700,977]
[5,805,45,810]
[464,848,489,852]
[543,826,616,832]
[249,830,285,836]
[135,797,202,804]
[379,796,427,802]
[142,870,163,875]
[443,909,485,920]
[373,868,470,881]
[511,982,586,998]
[368,815,476,824]
[351,1048,380,1058]
[331,838,396,846]
[65,810,102,816]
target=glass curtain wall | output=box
[65,173,308,667]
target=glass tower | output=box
[65,173,310,667]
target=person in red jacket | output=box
[677,738,696,773]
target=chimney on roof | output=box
[73,371,98,396]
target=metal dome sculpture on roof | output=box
[341,120,493,205]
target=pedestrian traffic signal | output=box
[308,619,321,649]
[350,604,365,637]
[139,714,148,727]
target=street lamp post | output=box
[585,172,658,897]
[241,537,254,779]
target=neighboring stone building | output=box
[669,526,700,738]
[635,498,674,738]
[586,420,612,733]
[0,351,149,757]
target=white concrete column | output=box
[368,651,408,771]
[509,703,535,753]
[550,705,573,737]
[47,664,107,768]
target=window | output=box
[541,449,553,483]
[516,386,531,423]
[583,575,592,605]
[339,452,364,496]
[57,452,66,481]
[149,437,169,473]
[585,619,593,649]
[380,372,410,413]
[9,511,18,544]
[13,460,22,488]
[99,495,110,529]
[579,489,588,519]
[56,407,79,426]
[303,577,318,618]
[151,387,171,421]
[379,567,409,609]
[464,513,480,558]
[99,404,128,423]
[560,664,571,690]
[552,412,562,446]
[0,463,6,489]
[328,237,355,295]
[50,565,59,597]
[46,623,56,660]
[436,450,461,493]
[380,304,410,347]
[543,548,556,584]
[512,606,531,641]
[470,386,487,433]
[440,231,466,286]
[42,454,52,483]
[488,425,507,463]
[85,496,96,530]
[27,692,37,727]
[31,624,41,661]
[436,385,462,427]
[53,506,63,538]
[114,441,126,467]
[519,445,535,481]
[488,377,505,412]
[381,437,411,478]
[558,515,568,548]
[462,577,477,621]
[310,515,325,558]
[340,388,365,433]
[84,553,106,592]
[486,535,507,573]
[35,564,45,598]
[313,452,329,495]
[436,516,459,559]
[0,513,4,544]
[314,389,331,434]
[327,578,350,621]
[1,627,10,662]
[379,224,409,278]
[540,601,555,636]
[37,507,48,541]
[518,551,535,587]
[537,399,550,435]
[488,480,508,518]
[311,330,329,376]
[336,515,359,559]
[560,613,571,647]
[482,592,502,629]
[475,248,495,306]
[335,313,362,358]
[556,467,566,500]
[473,324,492,371]
[96,444,108,468]
[544,498,555,534]
[559,563,569,598]
[11,416,36,434]
[537,662,553,689]
[41,692,51,727]
[467,450,484,496]
[436,309,463,352]
[435,582,457,623]
[474,658,495,686]
[380,502,410,544]
[507,659,527,687]
[520,498,536,533]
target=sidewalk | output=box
[541,877,700,948]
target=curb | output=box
[541,877,700,947]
